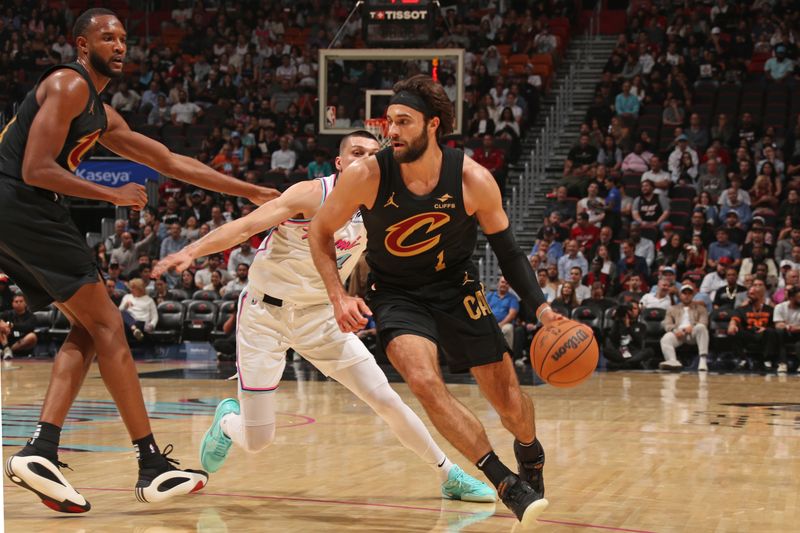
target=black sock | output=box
[133,434,162,467]
[476,450,514,488]
[514,438,544,465]
[22,422,61,460]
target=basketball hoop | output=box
[365,118,390,148]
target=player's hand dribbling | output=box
[248,187,281,205]
[333,294,372,333]
[153,250,193,279]
[114,183,148,210]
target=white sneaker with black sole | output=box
[5,452,90,513]
[3,346,12,360]
[135,445,208,503]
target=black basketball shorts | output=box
[365,271,510,373]
[0,178,99,311]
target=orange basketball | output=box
[531,320,598,387]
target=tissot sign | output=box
[364,0,434,46]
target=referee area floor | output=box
[2,344,799,532]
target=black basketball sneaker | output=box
[497,474,549,530]
[514,438,546,496]
[5,451,91,513]
[135,444,209,503]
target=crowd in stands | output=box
[506,0,800,373]
[0,1,577,361]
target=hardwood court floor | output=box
[2,359,799,533]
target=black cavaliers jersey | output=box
[0,62,107,181]
[362,146,477,288]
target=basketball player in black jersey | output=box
[0,9,277,512]
[309,76,560,528]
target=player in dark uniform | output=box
[0,9,277,513]
[309,75,562,528]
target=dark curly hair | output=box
[392,75,455,138]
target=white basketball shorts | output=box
[235,287,372,392]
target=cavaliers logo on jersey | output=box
[67,129,102,171]
[384,212,450,257]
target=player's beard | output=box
[89,50,123,79]
[392,126,429,164]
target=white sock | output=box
[220,412,242,443]
[332,359,454,482]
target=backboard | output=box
[318,48,464,136]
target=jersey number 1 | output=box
[435,250,446,272]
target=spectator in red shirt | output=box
[472,134,506,195]
[571,212,601,251]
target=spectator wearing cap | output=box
[701,256,733,296]
[708,228,741,269]
[774,285,800,373]
[641,155,672,194]
[764,45,794,84]
[773,268,799,304]
[183,190,211,224]
[728,279,779,371]
[557,240,588,282]
[668,135,699,183]
[649,266,680,294]
[743,217,773,253]
[775,225,800,263]
[713,267,747,309]
[660,283,710,372]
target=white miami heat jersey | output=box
[248,174,366,305]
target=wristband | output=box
[536,304,552,322]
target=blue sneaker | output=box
[441,465,497,503]
[199,398,239,473]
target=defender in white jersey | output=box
[154,131,495,502]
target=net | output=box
[364,118,390,148]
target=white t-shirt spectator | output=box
[171,101,202,125]
[111,90,141,112]
[52,41,74,62]
[271,148,297,171]
[773,301,800,327]
[119,294,158,330]
[639,292,673,310]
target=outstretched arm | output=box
[21,70,146,209]
[153,180,320,277]
[309,158,379,332]
[463,156,558,325]
[100,105,279,205]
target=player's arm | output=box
[154,180,321,277]
[309,158,378,333]
[99,105,279,205]
[21,71,146,209]
[463,156,558,325]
